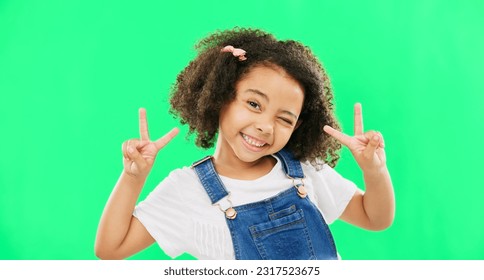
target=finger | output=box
[370,131,385,148]
[377,131,385,148]
[323,125,352,147]
[363,133,380,159]
[354,103,363,135]
[154,127,180,150]
[139,108,150,141]
[122,141,129,160]
[358,131,385,148]
[126,140,147,170]
[125,139,141,157]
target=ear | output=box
[293,120,303,131]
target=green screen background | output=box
[1,0,483,260]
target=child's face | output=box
[217,65,304,164]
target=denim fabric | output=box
[192,149,338,260]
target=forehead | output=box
[236,65,304,98]
[239,64,300,84]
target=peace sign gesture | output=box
[122,108,179,178]
[324,103,386,173]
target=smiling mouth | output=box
[241,133,267,148]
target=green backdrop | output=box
[1,0,483,260]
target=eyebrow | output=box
[245,89,299,121]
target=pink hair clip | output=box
[221,45,247,61]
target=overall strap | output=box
[192,156,229,204]
[274,149,305,179]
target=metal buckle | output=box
[191,156,212,168]
[290,177,307,198]
[214,193,237,220]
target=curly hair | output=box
[169,27,342,167]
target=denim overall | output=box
[192,149,338,260]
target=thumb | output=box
[126,142,149,170]
[363,133,381,159]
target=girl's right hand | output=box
[122,108,179,178]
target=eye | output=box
[279,117,294,126]
[248,101,261,110]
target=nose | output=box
[255,117,274,135]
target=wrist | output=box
[362,165,389,178]
[120,170,148,188]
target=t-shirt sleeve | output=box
[304,163,358,224]
[132,171,189,258]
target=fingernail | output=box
[128,147,134,153]
[373,135,379,141]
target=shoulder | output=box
[300,160,358,224]
[135,165,210,217]
[300,160,357,193]
[300,160,348,183]
[165,165,200,184]
[144,165,204,201]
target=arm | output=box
[94,171,153,259]
[95,108,179,259]
[340,167,394,231]
[324,103,395,231]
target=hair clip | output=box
[220,45,247,61]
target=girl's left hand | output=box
[324,103,386,173]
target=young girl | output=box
[95,28,394,260]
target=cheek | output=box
[220,106,246,130]
[276,127,296,143]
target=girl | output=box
[95,28,394,260]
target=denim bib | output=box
[192,149,338,260]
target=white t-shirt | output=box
[133,156,357,259]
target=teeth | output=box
[242,134,266,147]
